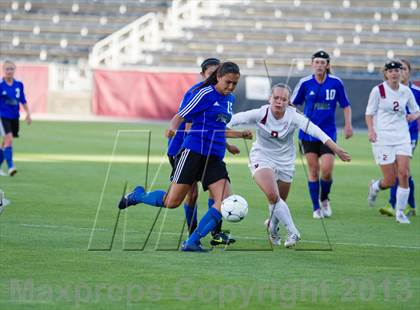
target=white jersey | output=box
[366,82,419,146]
[228,105,331,167]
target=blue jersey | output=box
[291,74,350,142]
[0,79,27,119]
[177,84,234,159]
[408,82,420,141]
[167,82,203,157]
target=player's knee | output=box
[322,172,332,180]
[266,192,279,205]
[164,197,182,209]
[309,172,319,180]
[3,137,12,147]
[398,169,410,182]
[187,189,199,205]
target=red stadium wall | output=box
[15,63,48,113]
[92,69,198,119]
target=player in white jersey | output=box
[366,61,420,224]
[228,83,351,247]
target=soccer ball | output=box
[221,195,248,222]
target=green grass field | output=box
[0,121,419,310]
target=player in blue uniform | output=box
[120,62,251,251]
[0,60,32,176]
[380,59,419,218]
[167,57,237,245]
[291,51,353,219]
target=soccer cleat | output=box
[118,186,144,210]
[181,241,211,252]
[8,167,17,177]
[396,211,411,224]
[313,209,324,219]
[265,218,281,246]
[284,232,301,248]
[210,231,236,246]
[379,204,395,217]
[320,199,332,217]
[368,180,378,207]
[404,206,416,217]
[0,190,4,214]
[0,169,7,177]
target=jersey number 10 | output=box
[325,89,336,100]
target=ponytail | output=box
[193,61,240,92]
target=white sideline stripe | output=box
[17,223,420,250]
[13,153,381,166]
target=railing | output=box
[89,0,220,67]
[89,13,162,67]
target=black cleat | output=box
[210,231,236,246]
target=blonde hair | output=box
[3,60,16,68]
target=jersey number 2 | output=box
[393,101,399,112]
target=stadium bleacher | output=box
[144,0,419,76]
[0,0,418,76]
[0,0,169,63]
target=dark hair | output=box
[384,60,403,71]
[195,61,240,91]
[400,59,411,71]
[200,58,220,73]
[311,50,331,75]
[311,50,330,62]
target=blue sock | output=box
[308,181,320,211]
[408,176,416,209]
[187,207,222,245]
[320,179,333,201]
[184,203,198,234]
[130,189,165,207]
[0,148,4,166]
[4,146,13,169]
[389,178,398,209]
[389,185,397,209]
[208,198,215,209]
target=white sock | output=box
[273,199,298,235]
[396,186,410,212]
[372,180,381,192]
[268,203,279,233]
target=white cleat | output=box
[0,169,7,177]
[284,232,301,248]
[8,167,17,177]
[264,219,281,246]
[313,209,324,219]
[320,199,332,217]
[396,211,411,224]
[0,190,9,214]
[368,180,378,207]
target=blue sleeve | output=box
[19,82,27,104]
[178,86,214,118]
[336,80,350,108]
[291,81,306,105]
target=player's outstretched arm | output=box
[325,140,351,162]
[225,128,253,139]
